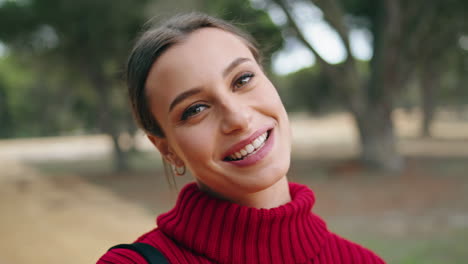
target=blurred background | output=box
[0,0,467,263]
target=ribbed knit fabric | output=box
[97,182,385,264]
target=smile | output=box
[223,127,274,167]
[225,131,270,161]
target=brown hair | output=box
[127,12,263,138]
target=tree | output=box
[418,42,467,137]
[0,75,13,138]
[268,0,467,171]
[274,65,338,113]
[0,0,150,170]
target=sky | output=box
[266,1,373,75]
[272,27,373,75]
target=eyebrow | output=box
[168,57,251,113]
[222,57,251,78]
[169,88,202,112]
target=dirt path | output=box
[0,159,155,264]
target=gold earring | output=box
[173,165,186,176]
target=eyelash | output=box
[180,103,208,121]
[233,72,254,90]
[179,72,255,121]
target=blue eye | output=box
[233,73,254,89]
[181,104,208,121]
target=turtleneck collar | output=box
[157,182,329,264]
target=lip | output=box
[222,126,272,159]
[222,126,274,167]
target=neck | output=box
[198,176,291,209]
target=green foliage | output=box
[0,0,150,138]
[0,54,89,137]
[438,50,468,106]
[0,0,147,61]
[275,65,340,113]
[339,0,378,28]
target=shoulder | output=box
[319,232,386,264]
[96,228,160,264]
[97,247,148,264]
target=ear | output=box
[147,134,182,166]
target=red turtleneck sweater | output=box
[97,182,385,263]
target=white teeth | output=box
[253,139,261,149]
[227,130,269,161]
[246,144,255,154]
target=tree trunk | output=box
[350,0,403,172]
[110,132,128,172]
[0,82,13,138]
[354,106,404,172]
[273,0,405,171]
[420,63,438,137]
[88,65,130,172]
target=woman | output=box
[97,13,385,264]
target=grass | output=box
[367,228,468,263]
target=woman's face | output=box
[146,28,291,199]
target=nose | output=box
[219,98,252,135]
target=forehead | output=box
[145,27,255,112]
[147,27,254,88]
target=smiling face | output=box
[146,28,291,200]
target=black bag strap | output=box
[109,242,169,264]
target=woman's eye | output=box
[181,104,208,121]
[233,73,254,89]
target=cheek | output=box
[254,80,288,119]
[172,125,217,166]
[256,80,291,143]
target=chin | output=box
[234,156,291,193]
